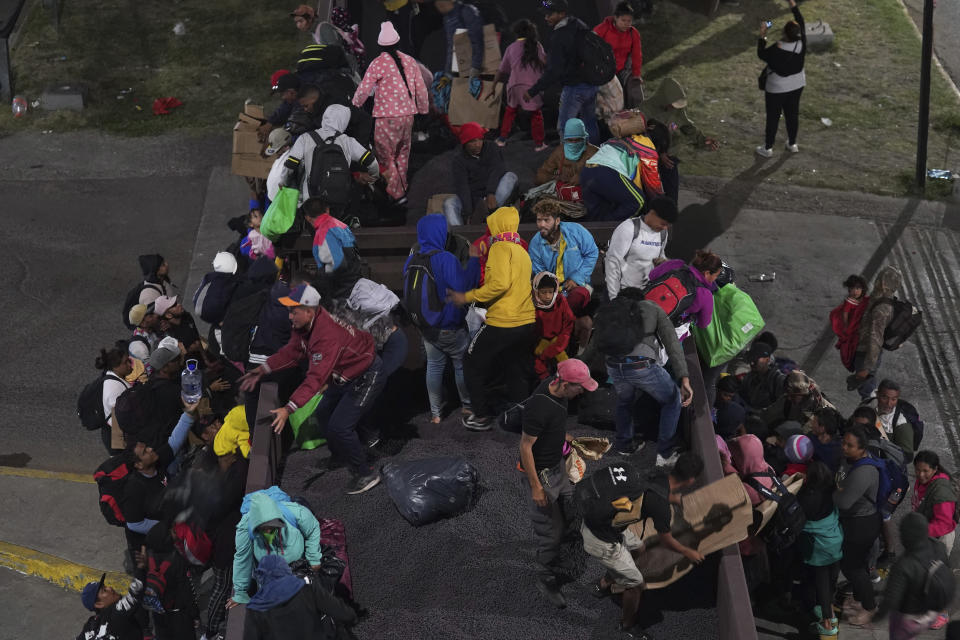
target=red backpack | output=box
[642,268,699,326]
[94,454,132,527]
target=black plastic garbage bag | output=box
[382,457,481,526]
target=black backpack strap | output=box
[307,130,322,146]
[745,471,785,502]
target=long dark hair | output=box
[96,341,129,372]
[513,19,544,72]
[382,43,412,98]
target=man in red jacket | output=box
[594,3,642,88]
[238,284,383,495]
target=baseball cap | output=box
[265,128,292,156]
[278,283,321,308]
[153,295,179,317]
[81,573,106,611]
[539,0,569,12]
[556,359,598,392]
[128,303,153,327]
[147,337,181,371]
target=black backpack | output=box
[221,290,268,362]
[745,471,806,548]
[642,267,699,326]
[113,383,152,438]
[94,454,133,527]
[77,372,124,431]
[881,297,922,350]
[122,282,162,329]
[593,296,647,357]
[576,386,616,429]
[923,557,956,611]
[402,251,444,333]
[307,132,353,207]
[894,400,925,447]
[576,27,616,86]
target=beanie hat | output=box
[213,251,238,275]
[457,122,487,145]
[785,434,813,463]
[715,402,746,439]
[378,21,400,47]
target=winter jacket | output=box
[647,259,716,328]
[879,512,950,617]
[232,491,323,605]
[594,16,642,77]
[528,221,599,288]
[856,265,902,372]
[451,141,508,221]
[403,214,481,331]
[730,434,775,556]
[861,395,916,460]
[604,216,667,299]
[352,51,429,118]
[812,438,842,474]
[535,142,599,185]
[472,226,528,287]
[529,17,589,96]
[608,299,689,378]
[76,574,146,640]
[497,39,546,110]
[588,135,664,196]
[264,306,375,412]
[797,484,843,566]
[442,1,484,74]
[243,580,357,640]
[214,406,251,458]
[287,104,379,205]
[309,213,357,275]
[535,291,575,362]
[739,366,786,411]
[829,296,869,371]
[193,271,240,326]
[464,207,536,328]
[913,472,958,539]
[327,278,400,350]
[249,281,292,367]
[757,6,806,94]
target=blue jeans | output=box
[607,361,682,456]
[442,171,519,226]
[423,328,471,418]
[852,350,882,400]
[558,83,599,144]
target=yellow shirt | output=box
[383,0,409,11]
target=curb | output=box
[0,540,128,593]
[0,466,94,484]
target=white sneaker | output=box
[785,142,799,153]
[656,451,680,468]
[755,146,773,158]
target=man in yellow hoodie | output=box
[449,207,536,431]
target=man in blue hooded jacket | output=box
[403,214,481,423]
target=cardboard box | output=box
[448,78,501,129]
[230,102,274,178]
[231,153,274,180]
[243,103,266,120]
[453,24,501,76]
[426,193,455,214]
[233,122,267,155]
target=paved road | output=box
[901,0,960,95]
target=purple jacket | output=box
[647,259,716,328]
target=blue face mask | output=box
[563,138,586,161]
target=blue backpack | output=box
[851,452,908,516]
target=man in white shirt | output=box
[604,197,677,300]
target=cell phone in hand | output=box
[765,20,773,28]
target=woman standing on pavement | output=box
[911,450,958,630]
[352,22,430,204]
[756,0,806,158]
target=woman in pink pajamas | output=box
[352,21,429,203]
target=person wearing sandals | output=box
[755,0,806,158]
[911,450,958,630]
[487,19,548,152]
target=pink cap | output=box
[556,359,598,392]
[377,21,400,47]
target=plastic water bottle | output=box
[11,95,27,117]
[180,359,202,403]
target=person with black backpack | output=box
[875,512,956,638]
[525,0,615,144]
[850,266,904,400]
[81,343,133,454]
[403,214,480,423]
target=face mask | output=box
[563,139,586,161]
[261,530,277,547]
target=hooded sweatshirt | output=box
[879,512,949,616]
[464,208,536,328]
[533,272,575,367]
[287,104,379,204]
[403,214,481,331]
[730,434,775,556]
[856,265,902,371]
[593,16,642,77]
[913,471,958,538]
[246,555,305,612]
[138,254,177,306]
[232,491,322,605]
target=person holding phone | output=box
[756,0,806,158]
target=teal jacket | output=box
[799,508,843,567]
[231,489,322,604]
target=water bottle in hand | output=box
[181,359,202,403]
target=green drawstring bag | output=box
[692,284,765,368]
[260,187,300,242]
[288,393,326,450]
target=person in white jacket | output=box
[604,197,678,299]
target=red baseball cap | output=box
[457,122,487,145]
[556,359,598,392]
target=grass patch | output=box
[0,0,300,136]
[640,0,960,196]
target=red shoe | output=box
[930,613,949,630]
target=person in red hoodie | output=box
[594,3,643,89]
[829,274,869,371]
[532,272,575,379]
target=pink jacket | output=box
[352,51,429,119]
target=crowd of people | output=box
[75,2,955,640]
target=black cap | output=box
[272,73,301,94]
[540,0,569,12]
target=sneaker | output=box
[785,142,799,153]
[755,146,773,158]
[930,613,949,630]
[534,143,549,152]
[535,576,567,608]
[495,137,507,147]
[656,451,680,468]
[346,471,381,495]
[616,442,646,456]
[462,414,492,431]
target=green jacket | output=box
[799,508,843,567]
